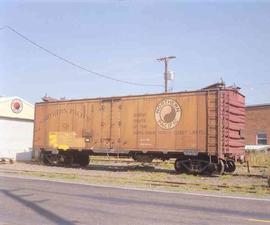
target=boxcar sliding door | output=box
[99,99,121,150]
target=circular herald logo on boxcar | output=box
[155,98,181,129]
[11,98,23,113]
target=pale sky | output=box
[0,0,270,105]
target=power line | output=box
[2,26,269,89]
[0,26,163,87]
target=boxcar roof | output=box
[36,86,244,105]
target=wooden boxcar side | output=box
[34,92,208,153]
[33,84,245,174]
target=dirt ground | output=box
[0,156,269,197]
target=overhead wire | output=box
[1,26,269,89]
[0,26,163,87]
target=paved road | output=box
[0,175,270,225]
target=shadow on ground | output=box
[0,188,79,225]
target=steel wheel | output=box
[217,159,225,175]
[40,152,50,165]
[174,159,184,174]
[78,154,90,167]
[63,154,74,166]
[226,160,236,173]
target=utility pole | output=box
[157,56,176,93]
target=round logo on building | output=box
[155,98,181,129]
[11,98,23,113]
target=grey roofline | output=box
[246,103,270,108]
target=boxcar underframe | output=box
[39,145,237,175]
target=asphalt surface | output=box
[0,175,270,225]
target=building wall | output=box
[0,97,34,120]
[0,96,34,161]
[245,105,270,145]
[0,118,34,160]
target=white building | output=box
[0,96,34,161]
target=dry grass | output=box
[246,152,270,168]
[1,162,269,196]
[0,153,269,196]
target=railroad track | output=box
[0,158,14,164]
[1,164,269,194]
[142,179,270,194]
[92,157,269,167]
